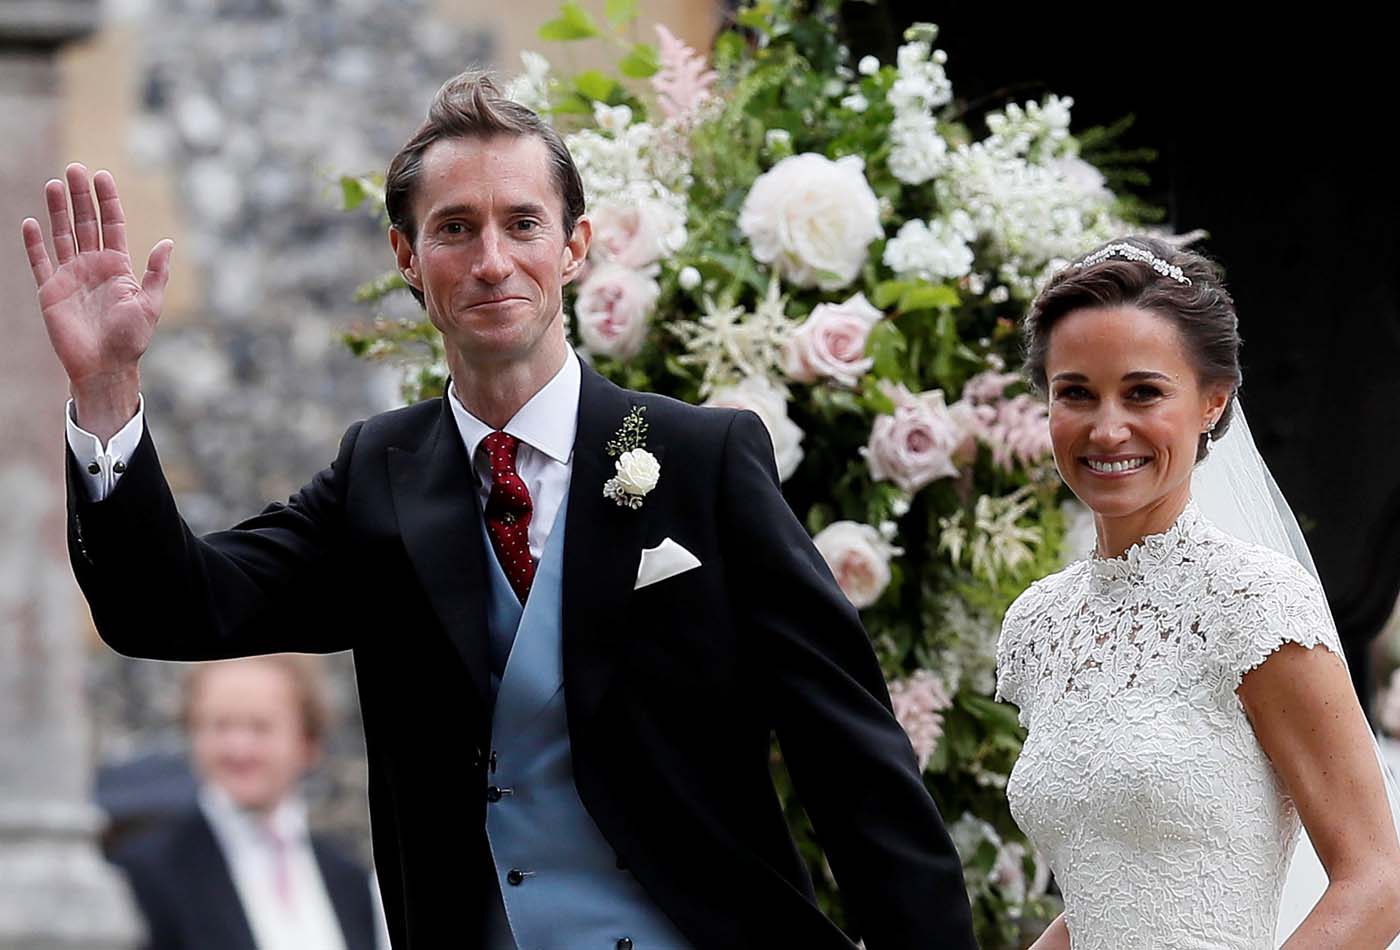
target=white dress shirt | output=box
[65,352,581,562]
[446,350,579,560]
[197,785,350,950]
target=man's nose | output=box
[472,226,513,283]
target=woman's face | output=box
[1045,305,1230,527]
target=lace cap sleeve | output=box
[996,580,1046,728]
[1223,544,1345,688]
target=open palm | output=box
[21,164,172,387]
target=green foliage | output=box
[538,1,599,41]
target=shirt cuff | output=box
[66,395,145,502]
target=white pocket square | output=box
[634,537,702,590]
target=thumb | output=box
[141,239,174,314]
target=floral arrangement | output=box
[342,1,1158,943]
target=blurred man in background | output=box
[111,655,386,950]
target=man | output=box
[111,656,385,950]
[22,72,976,948]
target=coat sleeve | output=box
[66,421,363,660]
[716,409,976,948]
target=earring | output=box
[1204,418,1218,434]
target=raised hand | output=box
[21,163,173,440]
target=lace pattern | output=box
[996,503,1342,949]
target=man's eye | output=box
[442,222,467,234]
[514,218,540,232]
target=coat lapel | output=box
[183,813,260,950]
[562,365,652,727]
[387,397,492,711]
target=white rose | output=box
[614,448,660,496]
[738,153,882,291]
[864,383,963,493]
[703,375,804,481]
[574,263,659,361]
[784,292,884,388]
[812,520,896,609]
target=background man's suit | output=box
[68,362,976,948]
[111,808,377,950]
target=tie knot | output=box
[481,431,521,475]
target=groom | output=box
[23,72,975,948]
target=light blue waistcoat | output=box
[480,496,691,950]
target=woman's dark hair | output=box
[1023,235,1242,460]
[384,71,587,307]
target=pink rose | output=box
[812,520,898,609]
[575,263,659,361]
[784,292,884,388]
[864,383,963,493]
[589,194,686,270]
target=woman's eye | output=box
[1128,385,1164,401]
[1056,386,1091,401]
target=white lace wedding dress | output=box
[996,502,1342,949]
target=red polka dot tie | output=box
[481,431,536,604]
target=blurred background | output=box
[2,0,1396,946]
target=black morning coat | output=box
[69,363,977,949]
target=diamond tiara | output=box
[1073,242,1192,286]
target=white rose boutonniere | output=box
[603,406,659,510]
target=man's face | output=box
[391,134,590,371]
[188,663,317,814]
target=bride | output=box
[995,237,1400,948]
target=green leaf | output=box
[340,176,367,211]
[866,320,907,382]
[959,693,1024,734]
[897,283,960,313]
[871,279,911,310]
[574,70,617,102]
[618,42,660,78]
[605,0,638,25]
[538,1,599,41]
[736,2,775,30]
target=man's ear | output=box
[561,216,592,287]
[389,226,422,291]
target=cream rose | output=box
[864,383,963,493]
[703,375,804,481]
[738,153,882,291]
[784,292,884,388]
[614,448,660,496]
[812,520,898,609]
[575,263,659,361]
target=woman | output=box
[995,237,1400,948]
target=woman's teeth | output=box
[1086,457,1149,474]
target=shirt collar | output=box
[447,348,580,466]
[198,783,309,849]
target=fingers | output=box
[20,217,55,288]
[46,179,76,264]
[141,239,175,317]
[65,163,100,253]
[93,170,128,256]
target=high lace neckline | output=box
[1086,500,1205,586]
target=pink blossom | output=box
[888,669,954,771]
[960,370,1022,405]
[985,394,1053,470]
[864,383,963,493]
[651,25,717,123]
[574,263,659,361]
[811,520,896,608]
[784,292,884,388]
